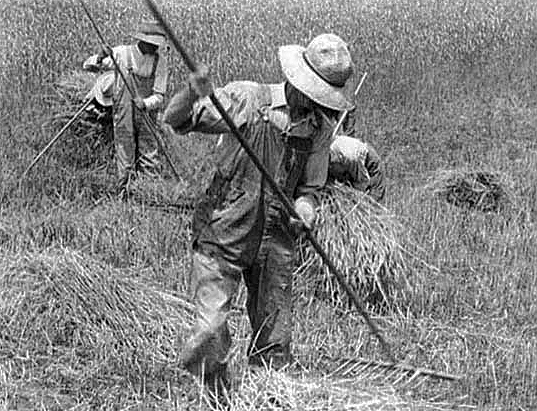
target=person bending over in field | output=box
[163,33,355,403]
[214,132,386,203]
[329,134,386,203]
[82,21,169,197]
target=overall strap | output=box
[150,52,160,78]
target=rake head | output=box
[325,355,463,390]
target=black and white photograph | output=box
[1,0,536,409]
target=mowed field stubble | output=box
[1,0,537,410]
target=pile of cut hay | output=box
[54,70,99,103]
[46,70,114,169]
[0,248,195,382]
[227,367,456,411]
[295,183,409,311]
[425,168,515,212]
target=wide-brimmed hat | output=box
[132,21,166,46]
[279,33,354,111]
[85,71,114,107]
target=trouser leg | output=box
[113,104,136,191]
[245,223,295,368]
[182,249,241,380]
[134,109,161,177]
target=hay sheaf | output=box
[229,368,455,411]
[296,183,409,311]
[54,70,99,103]
[46,70,113,169]
[425,168,515,212]
[0,248,195,374]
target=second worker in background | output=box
[83,21,169,196]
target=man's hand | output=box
[188,63,213,98]
[289,196,316,235]
[96,46,111,64]
[133,96,146,111]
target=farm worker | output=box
[82,21,169,195]
[215,133,386,203]
[163,33,355,396]
[329,134,386,203]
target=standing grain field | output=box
[1,0,537,409]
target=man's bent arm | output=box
[163,82,249,135]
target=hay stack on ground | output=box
[47,70,113,169]
[229,368,455,411]
[54,70,99,103]
[295,183,409,311]
[0,248,195,385]
[425,168,515,212]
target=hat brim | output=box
[132,33,166,46]
[278,45,354,111]
[85,71,115,107]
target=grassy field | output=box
[1,0,537,409]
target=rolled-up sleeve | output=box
[82,51,116,72]
[143,94,164,111]
[152,49,168,95]
[364,144,386,203]
[164,82,250,135]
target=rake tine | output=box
[342,361,366,378]
[403,368,423,386]
[391,369,411,386]
[329,359,354,378]
[382,368,402,385]
[328,357,463,382]
[408,373,430,391]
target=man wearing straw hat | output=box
[164,33,355,397]
[83,21,168,195]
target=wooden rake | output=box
[325,355,463,387]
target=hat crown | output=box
[138,21,166,37]
[303,34,353,88]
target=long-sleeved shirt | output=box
[166,81,332,201]
[83,44,167,111]
[164,81,332,262]
[329,134,386,202]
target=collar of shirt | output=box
[269,83,288,109]
[133,44,143,59]
[266,82,323,134]
[132,43,157,62]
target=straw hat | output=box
[132,21,166,46]
[85,71,114,107]
[279,33,354,111]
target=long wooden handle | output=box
[20,99,92,180]
[331,72,368,140]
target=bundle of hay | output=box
[425,168,515,212]
[0,248,195,380]
[54,70,99,103]
[47,70,114,169]
[229,368,455,411]
[295,183,409,311]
